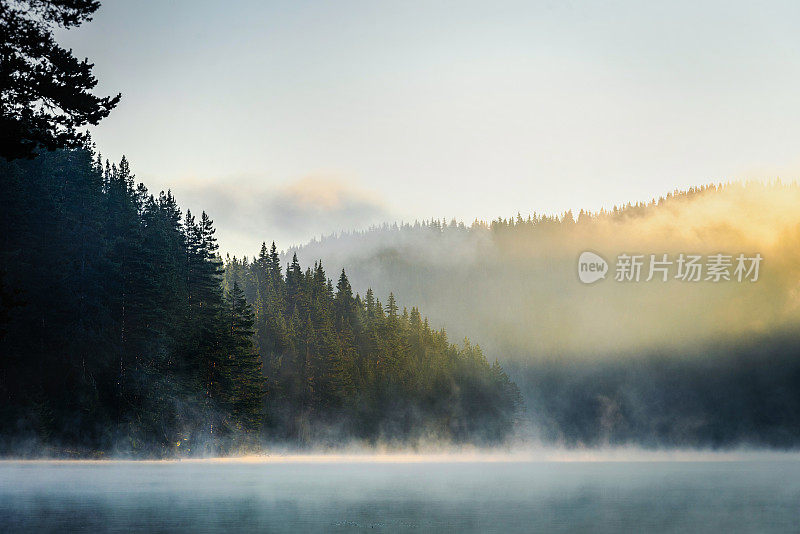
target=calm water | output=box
[1,456,798,532]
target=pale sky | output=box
[58,0,800,256]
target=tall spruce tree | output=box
[223,281,264,434]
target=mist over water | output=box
[2,452,798,533]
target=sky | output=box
[57,0,800,256]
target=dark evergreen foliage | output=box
[0,0,120,159]
[0,148,262,456]
[225,253,521,443]
[0,148,521,455]
[224,253,522,445]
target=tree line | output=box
[0,148,521,456]
[0,149,263,455]
[284,180,800,448]
[224,251,521,445]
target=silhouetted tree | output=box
[0,0,120,160]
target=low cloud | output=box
[171,173,391,257]
[269,176,388,237]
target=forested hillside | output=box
[225,252,521,444]
[287,182,800,358]
[286,183,800,447]
[0,148,521,456]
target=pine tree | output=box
[334,269,357,332]
[224,281,264,433]
[0,0,121,159]
[285,253,303,313]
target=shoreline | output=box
[2,448,800,464]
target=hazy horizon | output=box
[54,0,800,255]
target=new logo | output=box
[578,251,608,284]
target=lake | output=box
[1,452,798,532]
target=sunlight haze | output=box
[58,0,800,254]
